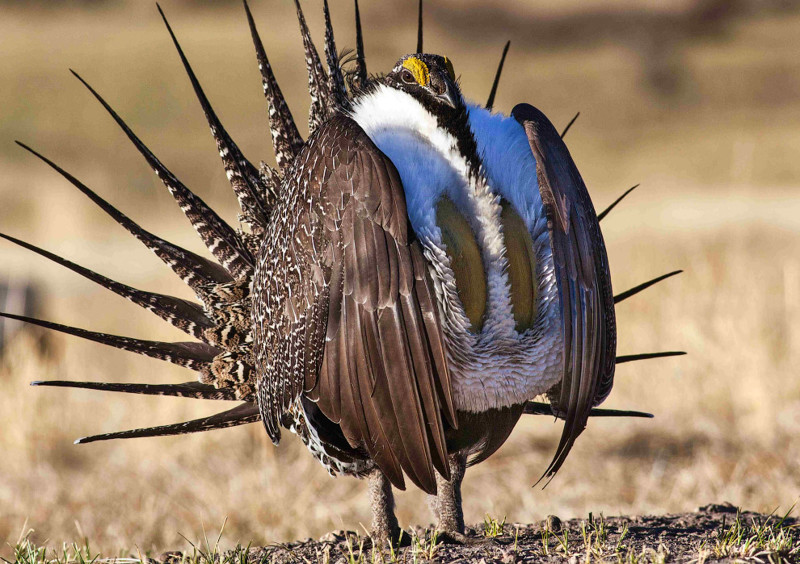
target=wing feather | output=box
[253,116,453,493]
[511,103,616,481]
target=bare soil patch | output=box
[155,503,798,563]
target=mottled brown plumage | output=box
[252,115,457,493]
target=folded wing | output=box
[253,115,457,494]
[511,103,617,481]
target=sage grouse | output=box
[5,0,683,544]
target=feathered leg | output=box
[368,469,400,546]
[430,452,467,541]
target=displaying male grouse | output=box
[3,0,683,545]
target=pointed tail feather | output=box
[0,232,214,340]
[416,0,423,53]
[293,0,331,132]
[353,0,367,88]
[0,312,219,372]
[523,401,653,418]
[157,5,269,227]
[75,402,260,444]
[598,184,639,222]
[615,270,682,304]
[560,112,580,139]
[322,0,350,110]
[71,70,254,280]
[32,380,238,400]
[616,351,686,364]
[243,0,305,175]
[485,40,510,110]
[16,141,234,299]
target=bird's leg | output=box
[368,469,400,547]
[429,452,469,543]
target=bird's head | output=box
[384,54,462,113]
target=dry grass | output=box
[1,1,799,559]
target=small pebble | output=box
[545,514,562,533]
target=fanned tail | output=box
[243,0,304,175]
[0,233,214,341]
[71,70,254,280]
[0,312,219,373]
[293,0,332,133]
[157,4,269,228]
[16,142,234,300]
[74,402,260,444]
[32,380,238,401]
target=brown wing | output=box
[254,115,456,494]
[511,103,617,480]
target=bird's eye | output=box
[400,69,416,84]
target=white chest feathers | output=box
[350,86,563,412]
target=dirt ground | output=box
[153,504,798,563]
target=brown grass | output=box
[1,1,799,558]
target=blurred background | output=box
[1,0,799,557]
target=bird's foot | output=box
[435,530,476,545]
[434,528,511,546]
[369,525,406,550]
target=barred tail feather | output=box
[74,402,260,444]
[32,380,238,400]
[157,5,269,227]
[71,70,254,280]
[243,0,305,175]
[293,0,331,132]
[0,312,219,372]
[15,141,234,299]
[0,232,214,341]
[322,0,350,110]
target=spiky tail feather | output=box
[74,402,260,444]
[322,0,350,110]
[0,312,218,374]
[293,0,332,132]
[158,4,269,228]
[523,401,653,419]
[70,70,254,280]
[598,184,639,222]
[616,351,686,364]
[485,40,510,110]
[32,380,238,401]
[16,142,234,301]
[353,0,368,88]
[0,232,214,341]
[243,0,305,175]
